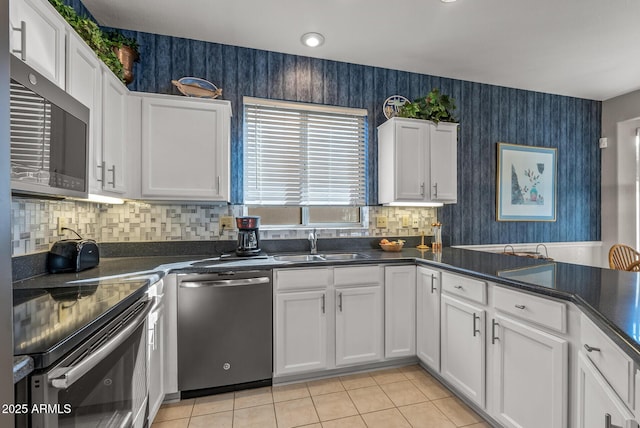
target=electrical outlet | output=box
[376,216,388,228]
[57,217,67,236]
[219,216,234,230]
[402,215,410,227]
[412,218,420,228]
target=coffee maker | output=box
[236,216,261,256]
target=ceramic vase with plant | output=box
[106,31,140,85]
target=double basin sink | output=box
[273,253,369,262]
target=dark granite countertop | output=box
[13,246,640,369]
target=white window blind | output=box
[244,97,367,206]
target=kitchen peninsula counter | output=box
[12,247,640,367]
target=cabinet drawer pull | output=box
[454,285,463,290]
[472,313,480,337]
[584,344,601,353]
[431,274,437,293]
[321,294,325,314]
[338,292,343,312]
[491,319,499,344]
[12,21,26,61]
[515,304,526,310]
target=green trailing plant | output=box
[47,0,125,81]
[398,88,458,123]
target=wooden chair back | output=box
[609,244,640,270]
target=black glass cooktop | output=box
[13,279,149,369]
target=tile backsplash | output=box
[11,197,437,257]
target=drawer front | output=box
[441,272,487,304]
[581,314,634,407]
[275,268,330,291]
[493,286,566,333]
[334,265,382,286]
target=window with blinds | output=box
[243,97,367,206]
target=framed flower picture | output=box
[496,142,557,221]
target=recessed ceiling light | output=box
[301,32,325,48]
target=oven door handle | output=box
[49,298,154,390]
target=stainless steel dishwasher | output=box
[177,270,272,396]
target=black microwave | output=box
[10,56,89,199]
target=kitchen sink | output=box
[273,254,326,262]
[320,253,370,261]
[273,253,369,262]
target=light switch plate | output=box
[376,216,388,228]
[402,216,410,227]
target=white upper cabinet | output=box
[139,94,231,201]
[100,65,128,195]
[10,0,66,87]
[378,117,458,205]
[66,32,103,194]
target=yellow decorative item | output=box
[416,231,429,250]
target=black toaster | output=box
[47,239,100,273]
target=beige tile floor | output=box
[151,365,491,428]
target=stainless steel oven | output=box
[29,297,153,428]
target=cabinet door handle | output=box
[433,182,438,198]
[515,304,526,310]
[420,182,425,196]
[216,176,220,194]
[454,285,463,290]
[584,344,601,353]
[491,319,499,344]
[321,293,325,314]
[472,313,480,337]
[12,21,27,61]
[431,274,437,293]
[107,164,116,188]
[604,413,624,428]
[97,161,106,183]
[338,292,343,312]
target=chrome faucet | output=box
[308,228,318,255]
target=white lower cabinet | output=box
[275,290,328,375]
[440,293,486,408]
[147,295,165,423]
[491,314,568,428]
[577,352,637,428]
[417,266,440,371]
[335,285,383,366]
[384,265,416,359]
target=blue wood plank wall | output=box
[62,1,602,245]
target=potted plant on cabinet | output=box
[398,88,458,124]
[106,31,140,85]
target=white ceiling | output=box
[81,0,640,101]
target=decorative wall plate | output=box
[383,95,410,119]
[171,77,223,98]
